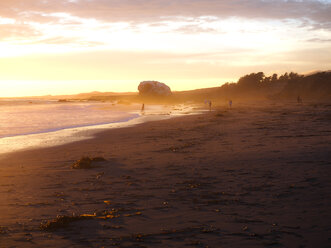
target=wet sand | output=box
[0,102,330,247]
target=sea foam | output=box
[0,100,137,138]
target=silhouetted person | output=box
[297,96,302,104]
[141,103,145,112]
[209,101,212,111]
[229,100,232,108]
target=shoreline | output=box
[0,113,140,139]
[0,102,330,247]
[0,103,203,156]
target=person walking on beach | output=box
[229,99,232,108]
[209,101,212,111]
[141,103,145,114]
[297,95,302,104]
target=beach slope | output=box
[0,102,330,247]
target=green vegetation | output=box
[219,71,331,101]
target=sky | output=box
[0,0,330,97]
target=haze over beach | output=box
[0,0,331,247]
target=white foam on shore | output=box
[0,104,201,155]
[0,101,137,138]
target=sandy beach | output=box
[0,101,330,247]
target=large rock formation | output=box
[138,81,172,97]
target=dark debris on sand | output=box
[0,226,8,235]
[40,214,94,231]
[71,156,107,169]
[40,208,143,231]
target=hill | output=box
[2,71,329,103]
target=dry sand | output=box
[0,102,330,247]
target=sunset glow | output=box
[0,0,330,97]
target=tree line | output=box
[219,71,331,101]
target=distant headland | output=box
[2,71,330,103]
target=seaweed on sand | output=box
[40,214,95,231]
[0,226,8,235]
[71,156,107,169]
[40,208,142,231]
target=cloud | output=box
[306,38,331,42]
[174,24,218,34]
[66,1,331,26]
[22,36,105,46]
[0,0,330,53]
[1,0,330,24]
[0,23,41,40]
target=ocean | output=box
[0,100,195,155]
[0,100,140,154]
[0,100,138,138]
